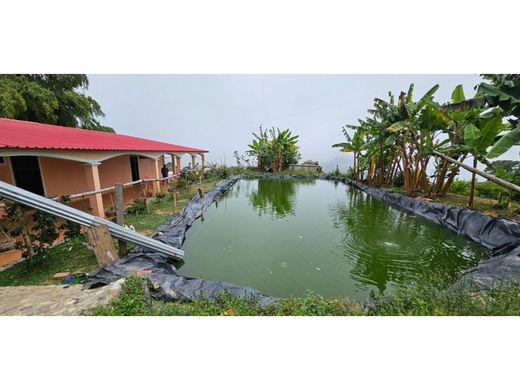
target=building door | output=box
[10,156,45,196]
[130,155,140,181]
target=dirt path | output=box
[0,280,122,316]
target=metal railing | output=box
[0,180,184,261]
[52,173,182,201]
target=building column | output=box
[191,154,196,170]
[200,153,205,176]
[84,162,105,218]
[152,158,161,194]
[170,154,177,175]
[176,156,182,173]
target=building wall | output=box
[39,157,88,197]
[3,152,169,217]
[98,155,133,188]
[38,155,165,198]
[288,164,322,173]
[138,156,161,180]
[0,157,14,184]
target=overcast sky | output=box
[87,74,518,177]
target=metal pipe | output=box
[0,180,184,260]
[432,151,520,193]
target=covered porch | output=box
[0,148,207,218]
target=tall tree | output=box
[0,74,114,132]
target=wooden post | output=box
[87,224,118,266]
[200,153,205,177]
[115,183,127,257]
[191,154,196,171]
[468,157,478,208]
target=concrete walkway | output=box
[0,280,123,316]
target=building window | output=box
[0,156,5,165]
[130,155,140,181]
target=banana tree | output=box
[247,126,300,172]
[438,77,520,199]
[332,125,366,180]
[269,127,300,171]
[480,75,520,160]
[445,75,520,162]
[247,126,271,171]
[380,83,440,195]
[424,85,489,197]
[462,111,509,207]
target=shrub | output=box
[155,191,167,199]
[104,205,116,217]
[170,177,187,190]
[60,220,82,240]
[345,167,355,179]
[450,179,470,195]
[216,166,231,179]
[475,181,503,200]
[126,199,147,215]
[4,203,68,263]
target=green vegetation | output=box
[440,159,520,219]
[247,126,301,172]
[0,74,114,132]
[437,193,520,222]
[0,236,97,286]
[332,75,520,208]
[0,201,82,263]
[369,283,520,316]
[125,198,147,216]
[87,276,362,316]
[88,276,520,316]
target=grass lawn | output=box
[124,178,220,235]
[0,236,97,286]
[0,177,221,286]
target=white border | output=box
[1,1,519,74]
[1,1,520,389]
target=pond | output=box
[179,179,490,299]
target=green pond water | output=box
[179,179,490,299]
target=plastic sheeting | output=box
[86,174,520,301]
[85,177,277,305]
[342,179,520,291]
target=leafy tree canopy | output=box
[484,160,520,174]
[0,74,114,132]
[247,126,300,172]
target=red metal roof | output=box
[0,118,208,153]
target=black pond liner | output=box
[85,174,520,304]
[345,179,520,292]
